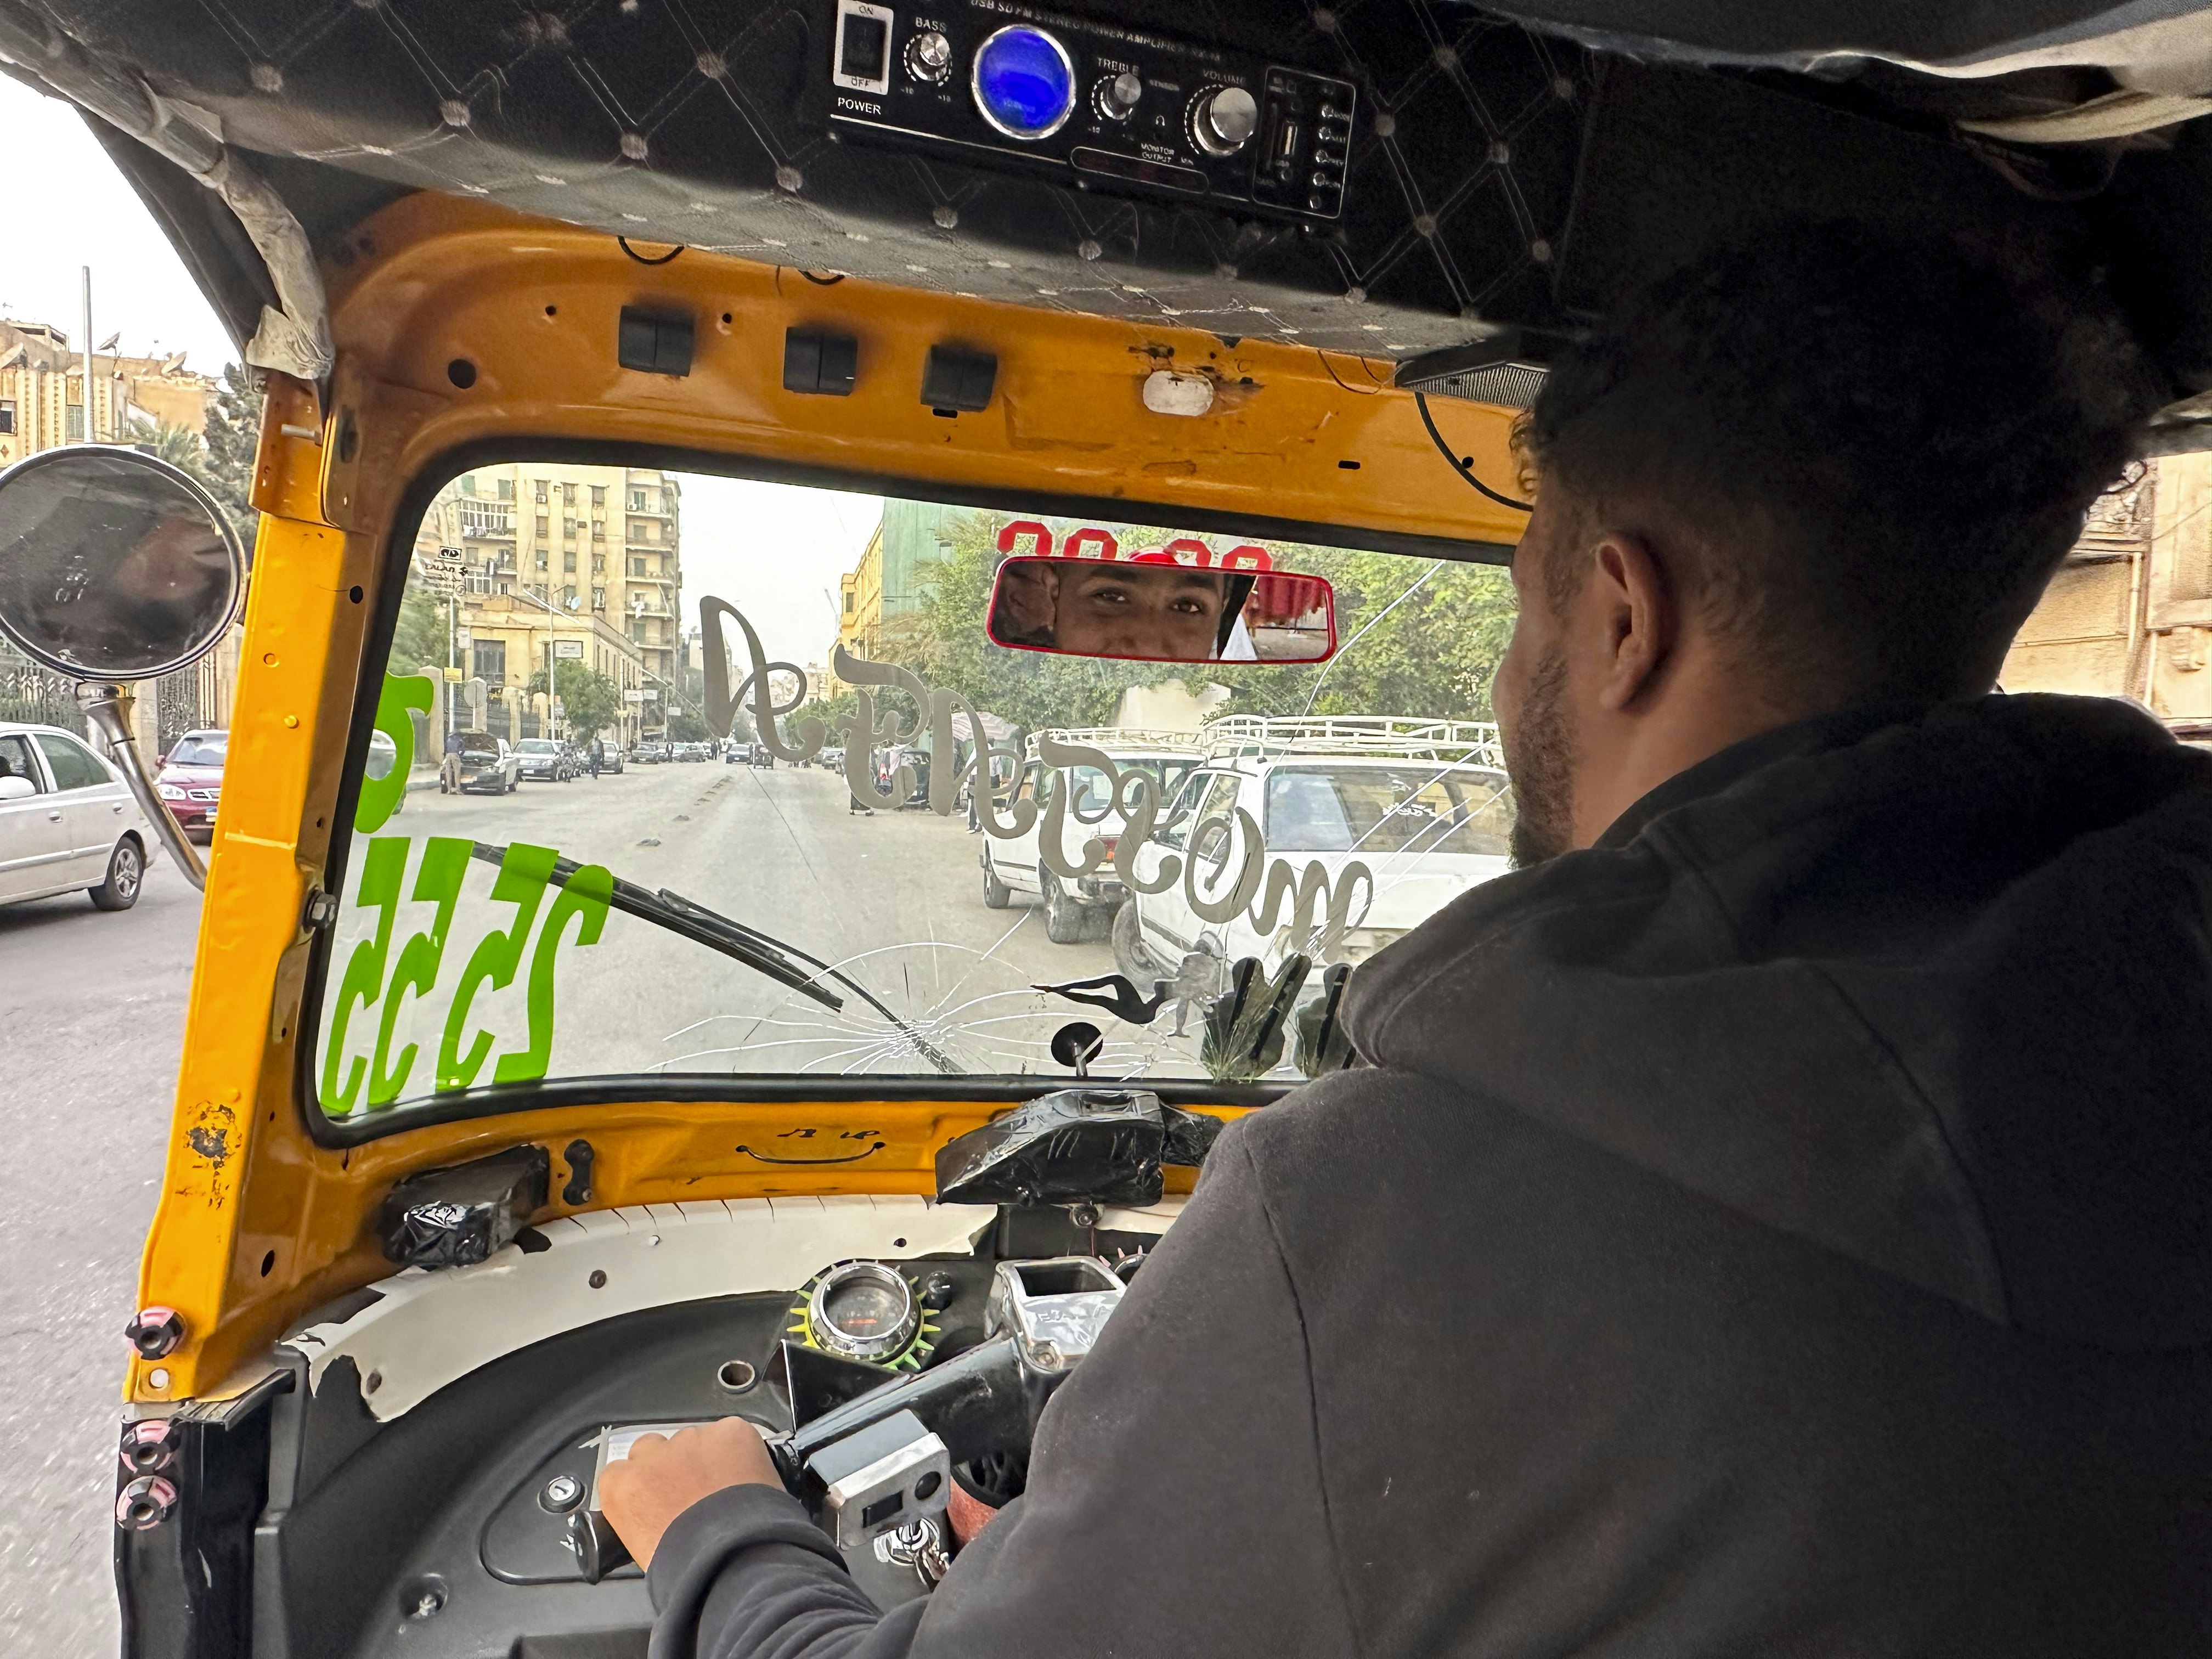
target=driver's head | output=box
[1049,562,1231,661]
[1494,221,2155,866]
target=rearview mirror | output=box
[0,444,245,680]
[986,555,1336,665]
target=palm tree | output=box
[129,417,208,475]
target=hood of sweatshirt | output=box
[1342,693,2212,1350]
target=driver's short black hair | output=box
[1520,221,2159,701]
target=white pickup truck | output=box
[978,727,1202,944]
[1115,716,1516,983]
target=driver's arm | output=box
[611,1124,1357,1658]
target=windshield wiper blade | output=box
[462,846,964,1075]
[467,842,840,1012]
[650,887,960,1075]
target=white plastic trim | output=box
[282,1196,1183,1420]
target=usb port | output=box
[1272,117,1301,168]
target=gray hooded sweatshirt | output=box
[649,693,2212,1657]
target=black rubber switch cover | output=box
[618,307,695,377]
[921,345,997,411]
[784,329,859,396]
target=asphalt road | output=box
[0,755,1164,1654]
[330,756,1180,1105]
[0,857,202,1657]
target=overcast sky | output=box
[0,76,240,370]
[677,477,883,672]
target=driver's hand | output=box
[600,1417,782,1568]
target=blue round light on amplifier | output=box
[971,26,1076,140]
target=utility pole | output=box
[447,591,458,735]
[80,266,95,443]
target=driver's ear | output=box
[1585,531,1675,713]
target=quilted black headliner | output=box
[17,0,2212,393]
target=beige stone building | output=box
[413,461,683,737]
[0,318,219,466]
[2002,452,2212,736]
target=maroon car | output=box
[155,729,227,837]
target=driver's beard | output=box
[1503,646,1576,867]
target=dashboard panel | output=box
[256,1212,1156,1658]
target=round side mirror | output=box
[0,444,245,680]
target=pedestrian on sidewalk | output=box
[440,727,463,794]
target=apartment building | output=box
[0,318,219,466]
[414,460,683,710]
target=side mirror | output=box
[986,555,1336,665]
[0,775,34,802]
[0,445,248,889]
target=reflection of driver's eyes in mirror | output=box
[989,557,1235,662]
[988,555,1336,665]
[1057,563,1229,662]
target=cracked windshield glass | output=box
[313,464,1516,1122]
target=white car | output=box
[979,728,1201,944]
[0,721,160,910]
[1116,717,1515,983]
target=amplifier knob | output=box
[906,30,952,83]
[1192,84,1259,155]
[1095,70,1144,120]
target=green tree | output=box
[666,704,710,743]
[865,510,1518,734]
[200,362,260,526]
[526,659,623,741]
[128,417,207,475]
[390,579,448,678]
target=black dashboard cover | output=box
[937,1087,1217,1206]
[377,1142,550,1268]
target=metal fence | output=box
[0,642,88,737]
[153,654,230,754]
[0,631,238,752]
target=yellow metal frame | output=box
[129,191,1527,1403]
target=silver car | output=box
[0,722,159,910]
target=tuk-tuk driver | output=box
[603,223,2212,1654]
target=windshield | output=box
[313,466,1515,1127]
[166,734,227,766]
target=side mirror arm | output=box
[77,683,207,891]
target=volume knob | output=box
[1192,84,1258,155]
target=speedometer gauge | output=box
[789,1260,938,1369]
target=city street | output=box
[0,862,201,1656]
[328,755,1175,1103]
[0,753,1163,1654]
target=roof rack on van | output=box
[1023,727,1204,760]
[1199,716,1505,768]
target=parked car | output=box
[980,728,1200,943]
[1116,716,1516,981]
[0,721,159,910]
[873,744,932,806]
[365,730,405,817]
[725,742,752,765]
[513,737,567,783]
[155,727,228,838]
[817,745,846,772]
[632,741,668,764]
[452,735,520,794]
[675,741,709,763]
